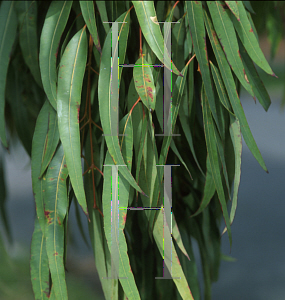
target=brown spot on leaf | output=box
[53,252,58,256]
[249,28,253,33]
[57,216,62,225]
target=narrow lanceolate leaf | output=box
[44,144,68,300]
[30,218,49,300]
[103,152,141,300]
[99,12,146,196]
[230,1,275,76]
[192,155,216,217]
[96,1,110,34]
[40,1,73,110]
[0,1,17,147]
[222,116,242,235]
[79,1,101,53]
[40,104,60,178]
[204,10,267,172]
[207,1,254,97]
[32,100,53,233]
[201,86,232,247]
[186,1,222,136]
[225,1,239,20]
[132,1,182,76]
[153,209,194,300]
[238,40,271,111]
[133,56,156,111]
[57,27,88,215]
[15,1,42,88]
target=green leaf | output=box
[207,1,254,97]
[57,27,88,216]
[230,1,275,76]
[84,132,117,300]
[96,1,110,35]
[132,1,182,76]
[79,1,101,53]
[98,11,146,196]
[192,155,215,217]
[44,143,68,300]
[204,9,268,172]
[201,85,232,247]
[133,56,156,111]
[238,40,271,111]
[186,1,222,135]
[40,1,73,110]
[40,104,60,177]
[153,209,194,300]
[32,100,52,233]
[0,1,17,147]
[30,218,50,300]
[222,116,242,234]
[102,152,141,300]
[225,1,240,20]
[15,1,42,88]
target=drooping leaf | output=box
[0,1,17,147]
[40,1,73,110]
[32,100,53,233]
[80,1,101,53]
[98,11,146,196]
[133,56,156,111]
[57,27,88,215]
[225,1,239,20]
[230,1,275,76]
[44,143,68,299]
[201,85,232,247]
[222,116,242,234]
[102,151,141,300]
[238,39,271,111]
[15,1,42,88]
[153,208,194,300]
[207,1,254,97]
[30,218,50,300]
[192,155,215,217]
[204,9,268,172]
[186,1,222,135]
[132,1,182,76]
[39,104,60,177]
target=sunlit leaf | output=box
[133,56,156,111]
[57,27,88,215]
[30,218,50,300]
[44,143,68,299]
[132,1,182,76]
[40,1,73,110]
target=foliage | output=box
[0,1,275,299]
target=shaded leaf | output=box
[222,116,242,234]
[201,85,232,247]
[15,1,42,88]
[0,1,17,147]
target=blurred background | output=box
[0,8,285,300]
